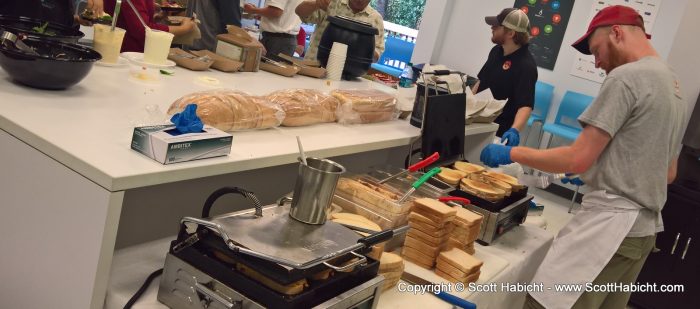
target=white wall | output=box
[414,0,696,130]
[666,0,700,121]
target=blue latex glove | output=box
[480,144,513,167]
[170,104,204,134]
[561,173,585,186]
[500,128,520,146]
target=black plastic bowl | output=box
[318,16,377,80]
[0,15,85,44]
[0,36,101,90]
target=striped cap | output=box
[485,8,530,33]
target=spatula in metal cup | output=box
[378,151,439,184]
[397,167,442,203]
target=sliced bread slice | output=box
[438,248,483,274]
[412,198,457,223]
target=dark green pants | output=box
[524,235,656,309]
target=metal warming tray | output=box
[183,204,369,270]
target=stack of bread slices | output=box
[436,248,483,284]
[443,207,483,254]
[401,198,457,269]
[378,252,405,292]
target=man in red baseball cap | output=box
[572,5,652,73]
[479,5,687,308]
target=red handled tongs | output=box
[378,152,440,184]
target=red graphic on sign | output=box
[521,6,529,14]
[552,14,561,24]
[531,26,540,36]
[503,60,512,70]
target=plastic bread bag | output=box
[330,89,399,125]
[266,89,340,126]
[167,89,285,131]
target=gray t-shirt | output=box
[578,57,686,237]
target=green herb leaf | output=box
[34,22,49,34]
[160,70,175,76]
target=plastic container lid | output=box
[327,16,378,35]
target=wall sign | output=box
[514,0,575,70]
[570,0,662,83]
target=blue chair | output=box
[370,36,415,77]
[542,91,594,213]
[542,91,595,146]
[524,81,555,147]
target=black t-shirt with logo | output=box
[477,44,538,136]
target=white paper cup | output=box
[326,53,346,81]
[330,42,348,57]
[93,24,126,64]
[144,29,174,65]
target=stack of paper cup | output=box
[326,42,348,81]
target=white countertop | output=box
[0,64,497,192]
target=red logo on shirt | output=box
[503,60,512,70]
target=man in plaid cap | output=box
[474,7,538,146]
[479,5,686,308]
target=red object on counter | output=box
[104,0,170,52]
[438,196,471,205]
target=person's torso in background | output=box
[581,57,686,215]
[479,45,538,136]
[191,0,220,51]
[259,0,302,35]
[304,0,382,60]
[0,0,75,27]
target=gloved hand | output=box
[480,144,513,167]
[170,104,204,134]
[561,173,585,186]
[500,128,520,146]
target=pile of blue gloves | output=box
[170,104,204,134]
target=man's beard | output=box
[491,33,505,45]
[603,40,625,74]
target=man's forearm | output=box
[296,0,319,18]
[511,146,578,174]
[511,106,532,132]
[251,6,283,18]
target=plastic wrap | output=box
[167,89,285,131]
[266,89,339,126]
[330,89,399,125]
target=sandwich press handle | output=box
[323,251,367,272]
[358,230,394,247]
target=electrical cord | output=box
[124,268,163,309]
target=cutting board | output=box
[377,248,510,308]
[403,249,508,286]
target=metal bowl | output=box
[0,36,101,90]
